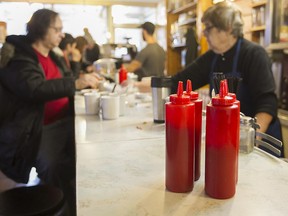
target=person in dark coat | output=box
[0,9,94,215]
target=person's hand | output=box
[70,43,82,62]
[85,65,95,73]
[134,77,152,93]
[75,73,102,90]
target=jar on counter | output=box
[239,116,255,154]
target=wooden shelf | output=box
[178,18,197,27]
[171,1,197,15]
[171,44,186,49]
[251,1,267,8]
[251,25,266,32]
[266,43,288,50]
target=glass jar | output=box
[240,116,255,154]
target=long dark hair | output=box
[26,9,59,42]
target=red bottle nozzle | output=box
[177,81,184,97]
[212,79,234,106]
[186,80,192,93]
[184,79,198,100]
[223,79,229,95]
[170,81,190,105]
[219,79,228,98]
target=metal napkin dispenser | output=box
[240,114,283,157]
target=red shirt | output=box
[35,49,69,125]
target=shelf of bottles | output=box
[251,0,267,46]
[168,0,198,48]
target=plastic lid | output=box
[169,81,190,104]
[151,76,172,88]
[184,79,199,100]
[211,79,234,106]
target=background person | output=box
[124,21,166,81]
[57,33,82,77]
[57,32,101,89]
[83,27,100,64]
[75,35,94,73]
[171,2,283,156]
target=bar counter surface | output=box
[75,93,288,216]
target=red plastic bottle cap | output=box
[228,92,236,101]
[184,79,199,100]
[212,79,234,106]
[170,81,190,105]
[222,79,237,102]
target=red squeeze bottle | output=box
[205,79,240,199]
[223,79,240,184]
[119,64,127,84]
[165,81,195,193]
[184,80,203,181]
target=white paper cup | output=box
[84,92,100,115]
[101,95,120,120]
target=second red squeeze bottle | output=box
[165,81,195,192]
[223,79,240,184]
[184,80,203,181]
[205,79,240,199]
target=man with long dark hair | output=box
[0,9,89,215]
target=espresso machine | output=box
[101,42,137,66]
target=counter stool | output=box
[0,184,66,216]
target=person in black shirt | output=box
[171,2,283,156]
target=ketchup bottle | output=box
[165,81,195,193]
[223,79,240,184]
[205,79,240,199]
[119,64,127,84]
[184,80,203,181]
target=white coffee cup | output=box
[101,95,120,120]
[84,92,100,115]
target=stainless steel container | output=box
[151,76,172,123]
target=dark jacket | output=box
[0,35,76,183]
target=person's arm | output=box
[255,112,273,134]
[241,42,278,134]
[75,73,101,90]
[171,51,213,93]
[124,59,142,73]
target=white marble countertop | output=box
[75,93,288,216]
